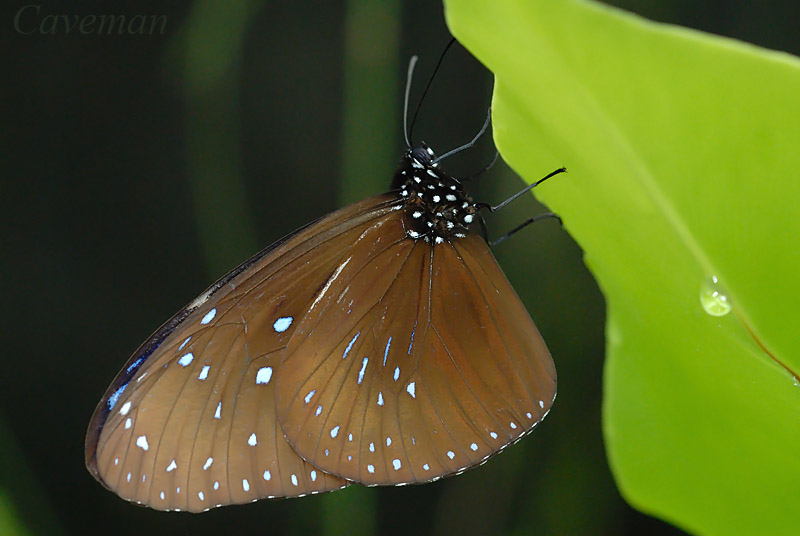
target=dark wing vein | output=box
[281,233,409,404]
[224,327,252,502]
[284,231,412,405]
[430,324,504,442]
[226,199,401,314]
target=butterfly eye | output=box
[410,146,434,165]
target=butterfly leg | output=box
[459,150,500,182]
[489,212,563,247]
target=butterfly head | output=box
[393,143,478,244]
[409,144,436,167]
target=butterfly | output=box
[85,55,563,513]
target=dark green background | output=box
[3,1,796,534]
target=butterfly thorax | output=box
[392,143,478,244]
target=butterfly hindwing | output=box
[275,226,556,485]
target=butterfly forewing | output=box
[276,226,556,485]
[86,194,399,511]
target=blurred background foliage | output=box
[2,1,797,534]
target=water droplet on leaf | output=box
[700,275,731,317]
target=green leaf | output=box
[445,0,800,534]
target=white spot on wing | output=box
[291,474,298,486]
[304,389,316,404]
[166,459,177,472]
[273,316,293,332]
[310,470,317,482]
[256,366,273,385]
[342,332,360,359]
[392,459,402,470]
[242,479,250,492]
[200,308,216,325]
[367,464,375,474]
[383,337,392,366]
[178,353,194,367]
[263,470,271,481]
[136,435,149,451]
[248,433,257,446]
[470,443,478,451]
[447,451,455,460]
[214,402,222,419]
[406,382,415,398]
[357,357,368,384]
[119,401,131,415]
[377,392,384,406]
[330,425,340,438]
[393,367,400,381]
[198,365,210,380]
[203,457,213,470]
[124,418,132,429]
[386,437,392,446]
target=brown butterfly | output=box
[85,54,562,513]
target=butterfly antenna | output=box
[433,108,491,163]
[407,37,457,146]
[403,55,419,148]
[462,150,500,181]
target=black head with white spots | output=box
[392,143,478,244]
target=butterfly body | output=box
[86,143,556,512]
[393,143,478,243]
